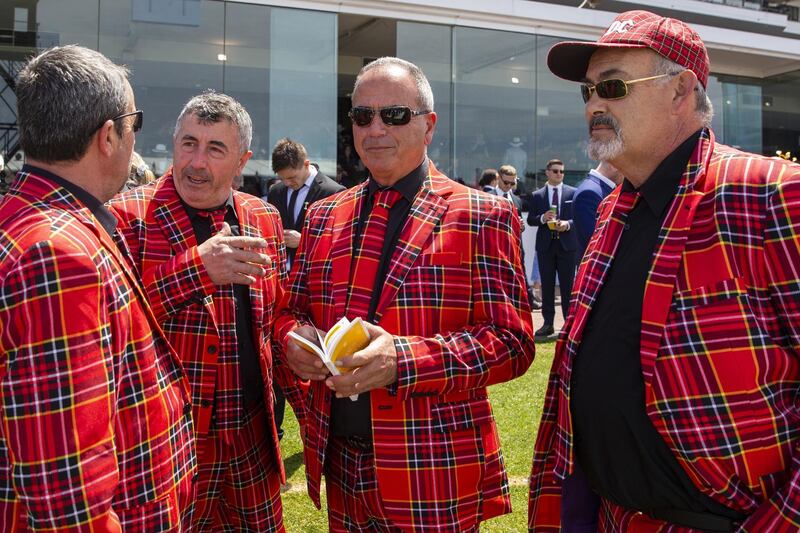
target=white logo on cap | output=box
[604,19,634,36]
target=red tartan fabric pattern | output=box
[346,188,402,318]
[0,170,196,531]
[528,129,800,531]
[109,173,307,517]
[274,163,535,532]
[185,403,284,532]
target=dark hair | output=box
[546,159,564,170]
[271,138,308,172]
[17,45,130,163]
[174,91,252,151]
[479,168,499,187]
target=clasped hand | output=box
[285,322,398,397]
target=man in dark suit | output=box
[268,138,345,269]
[267,138,344,441]
[573,161,622,260]
[528,158,577,337]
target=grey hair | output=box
[174,91,252,152]
[17,45,130,163]
[652,55,714,127]
[352,57,434,112]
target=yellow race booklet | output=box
[287,316,370,401]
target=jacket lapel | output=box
[329,184,365,323]
[235,196,265,342]
[639,130,714,384]
[374,163,449,322]
[149,172,217,319]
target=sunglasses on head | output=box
[580,73,672,103]
[99,109,144,133]
[349,106,430,127]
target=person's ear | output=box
[95,120,117,157]
[672,70,698,114]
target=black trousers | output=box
[537,242,576,325]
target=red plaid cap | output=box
[547,10,709,89]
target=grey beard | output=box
[587,133,624,161]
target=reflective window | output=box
[100,0,224,174]
[267,8,337,176]
[34,0,98,49]
[453,27,536,186]
[720,77,762,153]
[223,2,271,175]
[397,21,452,177]
[762,69,800,158]
[534,36,593,188]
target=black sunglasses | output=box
[580,74,671,103]
[98,109,143,133]
[349,106,430,127]
[548,168,564,174]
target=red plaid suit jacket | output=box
[0,169,196,531]
[274,162,536,531]
[109,172,306,479]
[529,129,800,532]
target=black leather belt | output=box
[343,435,373,452]
[649,508,742,532]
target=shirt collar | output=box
[588,168,617,190]
[181,192,235,221]
[304,164,318,188]
[622,129,701,217]
[23,164,118,238]
[367,158,427,204]
[549,182,563,191]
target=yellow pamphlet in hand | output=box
[287,316,370,401]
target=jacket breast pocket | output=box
[671,276,747,312]
[669,277,753,354]
[431,396,493,434]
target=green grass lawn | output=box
[279,339,557,532]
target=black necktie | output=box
[552,187,559,215]
[287,188,300,227]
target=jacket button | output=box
[192,472,200,482]
[183,403,192,415]
[207,345,217,354]
[201,399,212,408]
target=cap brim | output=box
[547,40,648,83]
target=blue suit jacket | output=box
[573,172,616,259]
[527,184,577,253]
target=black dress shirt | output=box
[330,160,427,438]
[182,196,265,411]
[570,131,743,528]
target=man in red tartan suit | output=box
[110,92,306,531]
[0,45,196,531]
[274,57,536,532]
[528,10,800,532]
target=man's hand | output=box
[326,322,397,398]
[197,222,271,285]
[555,220,570,232]
[285,325,329,381]
[542,210,557,223]
[284,229,301,249]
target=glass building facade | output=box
[1,0,798,192]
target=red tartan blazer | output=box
[529,130,800,532]
[109,172,306,481]
[274,162,536,531]
[0,169,196,531]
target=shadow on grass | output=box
[283,450,304,479]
